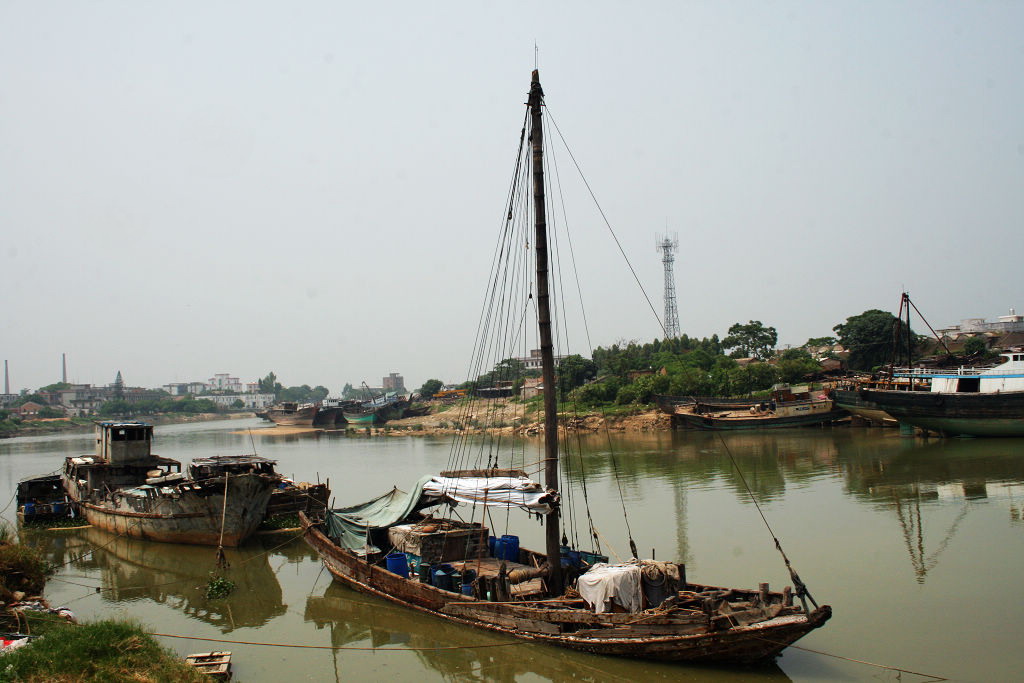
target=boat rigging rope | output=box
[539,110,633,556]
[545,107,666,337]
[715,433,818,611]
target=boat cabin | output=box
[895,352,1024,393]
[188,455,278,480]
[64,422,181,502]
[16,473,73,524]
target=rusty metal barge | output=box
[61,421,279,546]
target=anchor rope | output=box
[715,433,817,609]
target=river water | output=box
[2,418,1021,682]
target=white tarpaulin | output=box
[577,562,644,613]
[422,476,555,514]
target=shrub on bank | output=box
[0,620,205,682]
[0,538,51,601]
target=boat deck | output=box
[448,557,546,598]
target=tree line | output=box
[415,308,936,407]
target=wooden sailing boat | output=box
[300,70,830,663]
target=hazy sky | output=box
[3,1,1022,394]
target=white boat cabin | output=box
[894,352,1024,393]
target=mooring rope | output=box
[146,631,526,651]
[756,637,948,681]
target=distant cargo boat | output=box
[266,402,319,427]
[859,352,1024,437]
[60,422,279,546]
[676,385,847,431]
[655,395,767,415]
[342,393,408,425]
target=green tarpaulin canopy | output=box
[324,475,435,552]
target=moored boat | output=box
[265,402,319,427]
[16,474,75,525]
[860,351,1024,436]
[301,70,830,664]
[676,385,847,431]
[342,393,408,425]
[61,421,280,546]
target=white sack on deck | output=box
[423,476,555,514]
[577,563,643,614]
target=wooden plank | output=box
[572,623,709,638]
[440,602,562,634]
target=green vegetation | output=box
[834,309,914,371]
[0,619,205,682]
[556,354,597,399]
[417,378,444,397]
[97,397,221,417]
[722,320,778,360]
[205,573,235,599]
[258,513,301,530]
[0,531,52,602]
[258,371,283,395]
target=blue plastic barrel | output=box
[461,583,474,596]
[52,502,65,515]
[385,552,410,578]
[488,535,497,557]
[23,502,35,515]
[432,568,451,592]
[462,568,477,584]
[500,535,519,562]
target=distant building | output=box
[936,308,1024,340]
[10,401,47,418]
[208,374,243,393]
[163,382,209,396]
[520,377,544,399]
[382,373,405,391]
[516,349,567,371]
[198,393,275,409]
[57,384,107,416]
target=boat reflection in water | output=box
[843,436,1024,582]
[29,526,288,631]
[304,582,793,682]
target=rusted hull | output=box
[831,389,897,426]
[301,515,830,663]
[313,407,344,428]
[266,405,318,426]
[74,474,275,546]
[860,389,1024,437]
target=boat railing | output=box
[893,366,993,378]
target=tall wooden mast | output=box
[528,69,563,593]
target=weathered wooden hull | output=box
[300,514,830,663]
[677,408,847,431]
[266,405,318,427]
[72,474,275,546]
[859,389,1024,437]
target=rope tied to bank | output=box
[146,631,526,652]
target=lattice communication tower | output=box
[657,234,680,338]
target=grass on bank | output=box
[0,619,206,683]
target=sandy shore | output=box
[268,400,673,437]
